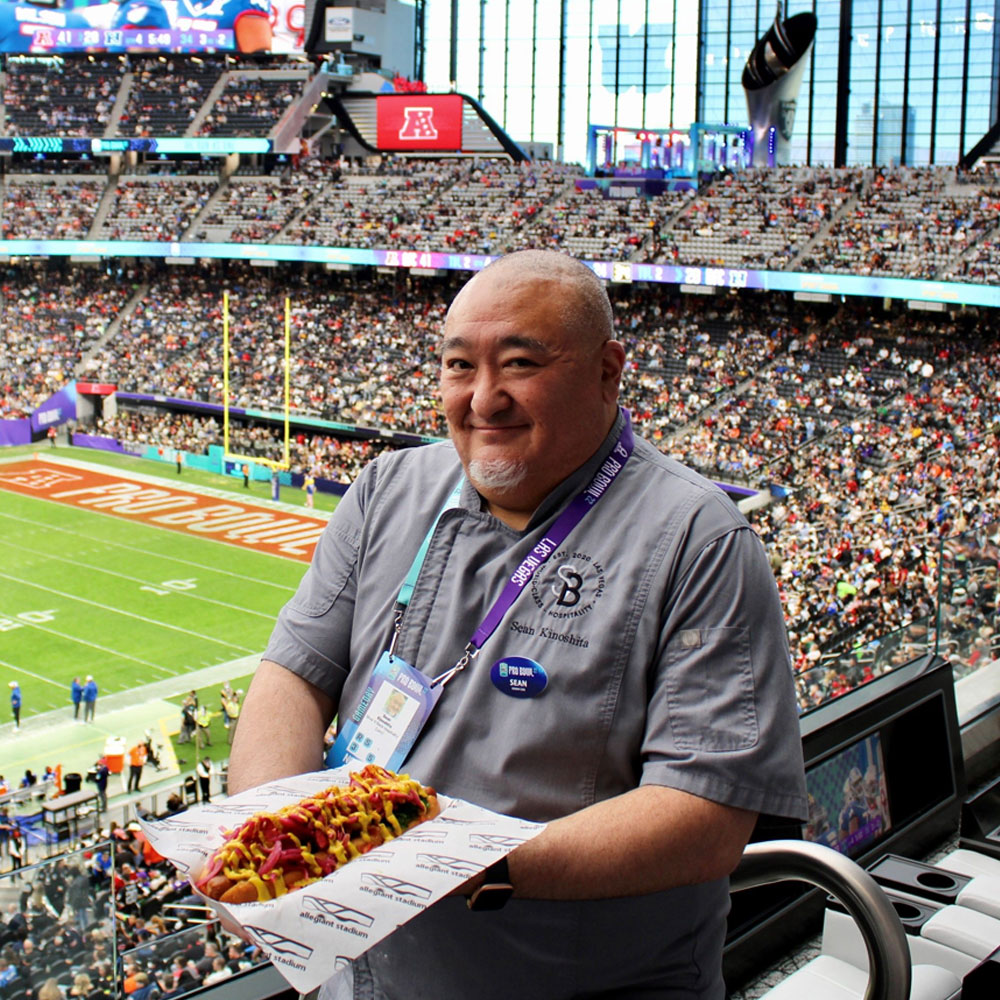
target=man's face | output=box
[440,271,623,521]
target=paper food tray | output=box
[140,767,545,993]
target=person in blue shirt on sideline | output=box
[71,676,83,722]
[82,675,98,722]
[8,682,20,731]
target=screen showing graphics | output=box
[0,0,303,53]
[803,732,892,858]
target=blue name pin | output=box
[490,656,548,698]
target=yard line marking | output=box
[0,618,175,674]
[0,574,258,654]
[0,538,278,620]
[0,509,299,594]
[0,658,71,691]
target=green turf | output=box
[0,483,308,722]
[160,670,253,765]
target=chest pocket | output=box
[663,626,760,752]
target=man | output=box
[224,690,240,745]
[8,828,23,880]
[82,676,98,722]
[195,757,213,803]
[71,677,82,722]
[230,251,807,999]
[179,696,196,744]
[127,741,147,794]
[8,682,20,730]
[195,704,212,746]
[93,758,109,812]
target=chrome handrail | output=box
[731,839,911,1000]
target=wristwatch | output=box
[467,855,514,911]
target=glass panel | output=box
[966,0,998,144]
[563,0,594,166]
[118,920,271,998]
[481,0,513,132]
[531,5,562,143]
[797,617,936,714]
[807,1,842,165]
[0,844,117,999]
[876,0,909,165]
[847,5,878,165]
[907,0,939,164]
[672,2,699,128]
[422,1,454,92]
[643,17,675,132]
[936,529,1000,685]
[454,0,483,100]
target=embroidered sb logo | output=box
[553,565,583,607]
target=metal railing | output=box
[731,839,911,1000]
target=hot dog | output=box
[195,764,440,904]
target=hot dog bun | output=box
[196,765,439,904]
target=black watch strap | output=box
[467,855,514,911]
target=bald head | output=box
[439,249,626,529]
[447,250,615,348]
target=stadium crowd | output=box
[96,408,392,484]
[4,123,1000,283]
[1,57,123,137]
[1,267,135,419]
[5,63,1000,709]
[118,59,222,137]
[0,814,268,1000]
[195,75,305,137]
[1,179,104,240]
[9,265,981,710]
[4,156,999,282]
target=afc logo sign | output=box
[376,94,463,150]
[399,107,438,141]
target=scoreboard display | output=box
[0,0,304,53]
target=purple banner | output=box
[0,420,31,447]
[70,433,136,454]
[30,384,78,433]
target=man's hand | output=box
[228,660,334,795]
[460,784,756,901]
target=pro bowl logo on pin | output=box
[490,656,547,698]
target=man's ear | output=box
[600,340,627,401]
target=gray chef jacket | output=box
[265,413,808,1000]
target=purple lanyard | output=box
[432,408,634,687]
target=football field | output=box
[0,452,324,724]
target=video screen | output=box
[0,0,304,54]
[803,731,892,857]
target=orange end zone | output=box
[0,459,326,562]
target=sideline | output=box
[0,653,261,742]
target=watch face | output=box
[468,883,514,911]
